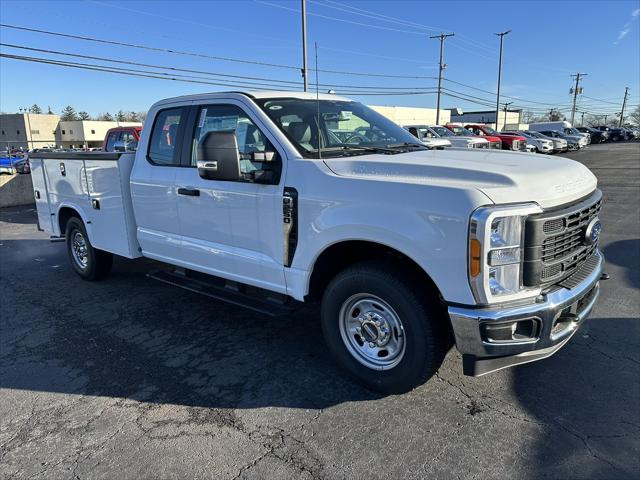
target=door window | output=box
[105,132,118,152]
[148,108,185,165]
[191,104,281,183]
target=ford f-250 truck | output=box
[464,124,528,151]
[29,91,605,394]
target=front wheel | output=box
[320,262,446,394]
[65,217,113,280]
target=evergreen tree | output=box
[29,104,42,114]
[78,111,91,120]
[60,106,78,121]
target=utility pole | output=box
[301,0,308,92]
[430,32,455,125]
[603,114,608,125]
[19,107,33,151]
[580,111,585,127]
[502,102,513,131]
[570,72,587,126]
[619,86,629,127]
[494,30,511,132]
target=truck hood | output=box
[323,149,597,209]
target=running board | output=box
[147,269,298,317]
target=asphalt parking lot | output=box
[1,142,639,479]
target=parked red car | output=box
[445,123,502,149]
[464,124,527,151]
[102,126,142,152]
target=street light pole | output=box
[494,30,511,131]
[301,0,308,92]
[430,32,455,125]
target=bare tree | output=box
[97,112,114,121]
[629,106,640,126]
[115,110,126,122]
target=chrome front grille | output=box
[523,190,602,287]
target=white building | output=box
[448,109,522,131]
[369,105,450,126]
[0,114,142,150]
[56,121,141,148]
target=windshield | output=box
[481,126,498,135]
[255,98,424,158]
[430,126,454,137]
[449,125,475,136]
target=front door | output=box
[174,101,287,293]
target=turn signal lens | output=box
[470,239,481,277]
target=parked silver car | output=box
[538,130,586,150]
[525,131,568,152]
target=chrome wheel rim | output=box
[71,231,88,269]
[338,294,406,370]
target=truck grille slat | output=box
[524,190,602,287]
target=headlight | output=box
[469,203,543,304]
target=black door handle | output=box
[178,187,200,196]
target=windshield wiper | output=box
[386,142,429,150]
[316,145,399,155]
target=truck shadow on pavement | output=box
[602,238,640,289]
[0,237,378,410]
[510,314,640,479]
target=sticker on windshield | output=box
[269,105,283,110]
[198,108,207,128]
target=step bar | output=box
[147,269,298,317]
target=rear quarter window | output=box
[147,108,185,165]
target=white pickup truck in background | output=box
[29,91,605,393]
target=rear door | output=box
[130,106,187,262]
[173,101,287,292]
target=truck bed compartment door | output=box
[29,159,53,233]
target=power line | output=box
[0,23,439,80]
[0,52,439,97]
[0,42,442,92]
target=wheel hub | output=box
[71,231,88,268]
[339,294,406,370]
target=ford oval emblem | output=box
[585,218,601,246]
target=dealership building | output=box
[0,113,141,150]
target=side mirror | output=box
[196,131,241,181]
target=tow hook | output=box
[600,273,611,280]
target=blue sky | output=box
[1,0,639,118]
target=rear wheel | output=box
[320,262,446,394]
[65,217,113,280]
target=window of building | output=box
[31,130,40,135]
[148,108,185,165]
[62,130,66,134]
[69,129,74,134]
[17,130,20,135]
[1,130,4,135]
[91,129,96,134]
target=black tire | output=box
[320,261,447,394]
[65,217,113,280]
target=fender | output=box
[55,201,94,241]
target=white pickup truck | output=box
[29,91,605,393]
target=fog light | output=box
[482,318,539,343]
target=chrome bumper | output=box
[448,251,603,376]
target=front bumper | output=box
[448,250,603,376]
